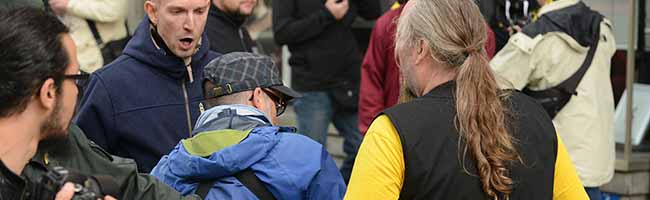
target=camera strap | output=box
[195,168,276,200]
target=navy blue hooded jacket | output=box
[74,17,221,173]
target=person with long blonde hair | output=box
[345,0,588,199]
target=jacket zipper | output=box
[182,80,193,137]
[238,28,248,52]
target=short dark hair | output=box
[0,7,70,118]
[397,0,409,5]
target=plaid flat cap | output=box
[203,52,301,100]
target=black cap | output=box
[203,52,301,101]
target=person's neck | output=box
[419,67,456,96]
[0,114,42,175]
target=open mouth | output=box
[179,37,194,49]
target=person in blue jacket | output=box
[74,0,220,173]
[151,52,346,200]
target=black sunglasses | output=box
[248,88,287,117]
[262,88,287,116]
[63,73,89,95]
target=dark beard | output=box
[41,99,69,143]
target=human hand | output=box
[325,0,349,20]
[48,0,69,16]
[54,182,118,200]
[54,183,75,200]
[507,25,522,35]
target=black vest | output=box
[383,81,558,200]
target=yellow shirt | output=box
[345,115,588,200]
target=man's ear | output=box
[415,39,430,65]
[251,88,264,106]
[144,1,159,25]
[38,78,58,111]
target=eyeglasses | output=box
[63,73,89,96]
[262,88,287,116]
[248,88,287,117]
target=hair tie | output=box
[463,46,481,55]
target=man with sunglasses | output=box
[150,52,346,199]
[0,8,114,199]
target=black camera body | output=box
[503,0,542,31]
[39,166,105,200]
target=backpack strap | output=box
[556,33,600,95]
[234,169,277,200]
[86,20,104,46]
[195,179,216,199]
[194,168,276,200]
[522,10,603,118]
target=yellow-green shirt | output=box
[345,115,588,200]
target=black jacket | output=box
[21,124,200,200]
[272,0,381,91]
[206,5,256,54]
[0,160,29,199]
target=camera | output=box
[504,0,540,30]
[37,166,108,200]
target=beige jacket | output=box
[62,0,128,72]
[490,0,616,187]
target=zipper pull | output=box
[199,102,205,114]
[186,63,194,83]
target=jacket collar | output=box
[123,16,211,80]
[422,80,456,98]
[193,104,272,134]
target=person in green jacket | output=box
[22,124,201,200]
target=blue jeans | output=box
[585,187,602,200]
[293,91,362,183]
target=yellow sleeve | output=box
[345,115,405,200]
[553,134,589,200]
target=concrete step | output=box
[603,194,650,200]
[602,171,650,195]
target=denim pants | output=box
[293,90,362,183]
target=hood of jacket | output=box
[123,16,212,80]
[165,105,288,180]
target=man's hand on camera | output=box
[54,183,75,200]
[54,182,118,200]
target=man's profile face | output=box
[40,34,80,141]
[215,0,257,16]
[395,0,420,101]
[147,0,211,59]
